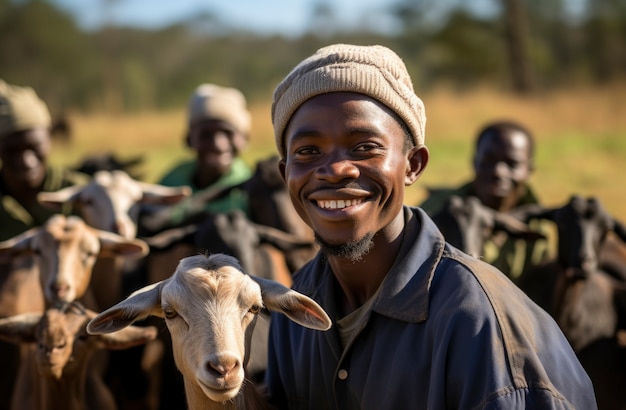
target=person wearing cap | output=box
[419,120,555,281]
[0,80,88,409]
[155,83,252,226]
[264,44,595,409]
[0,80,88,241]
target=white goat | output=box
[0,301,157,410]
[37,169,191,240]
[87,253,332,409]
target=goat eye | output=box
[248,305,261,315]
[163,307,177,319]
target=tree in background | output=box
[1,0,625,113]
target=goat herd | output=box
[0,154,625,409]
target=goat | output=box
[87,253,332,410]
[37,170,190,312]
[0,215,149,409]
[138,155,317,272]
[515,195,626,349]
[0,214,148,311]
[514,195,626,408]
[137,210,316,409]
[37,170,190,241]
[430,195,546,260]
[0,301,157,410]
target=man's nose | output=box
[317,154,359,182]
[493,161,509,177]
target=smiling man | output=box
[264,44,595,409]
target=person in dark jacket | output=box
[420,120,555,280]
[265,43,596,409]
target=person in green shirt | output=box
[420,120,555,281]
[155,83,253,227]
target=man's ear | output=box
[406,146,429,186]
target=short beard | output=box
[315,232,375,263]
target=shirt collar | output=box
[371,206,445,323]
[298,206,446,324]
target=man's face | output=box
[0,128,51,189]
[187,119,246,177]
[280,92,426,257]
[472,130,533,211]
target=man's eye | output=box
[294,146,318,156]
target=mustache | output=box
[306,181,368,194]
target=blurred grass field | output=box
[50,84,626,222]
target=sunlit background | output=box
[1,0,624,219]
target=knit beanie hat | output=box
[272,44,426,156]
[0,79,51,139]
[188,84,251,136]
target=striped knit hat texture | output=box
[272,44,426,156]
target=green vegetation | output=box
[3,0,625,221]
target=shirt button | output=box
[338,369,348,380]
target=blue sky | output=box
[50,0,403,36]
[49,0,588,37]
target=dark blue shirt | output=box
[266,206,596,409]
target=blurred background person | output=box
[154,83,252,226]
[420,120,555,281]
[0,79,88,242]
[0,79,88,410]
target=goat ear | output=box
[96,230,149,258]
[87,282,164,335]
[37,185,82,210]
[250,276,332,331]
[0,313,42,344]
[137,182,191,206]
[96,325,158,350]
[0,228,38,262]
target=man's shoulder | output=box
[158,160,195,187]
[419,182,473,215]
[44,165,90,189]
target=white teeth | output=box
[317,199,363,209]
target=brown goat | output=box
[0,214,148,311]
[0,301,157,410]
[87,253,331,410]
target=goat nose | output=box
[51,283,69,298]
[206,354,239,377]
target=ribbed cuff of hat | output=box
[271,44,426,157]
